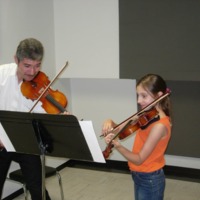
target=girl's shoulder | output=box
[153,116,171,135]
[153,116,171,129]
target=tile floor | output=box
[12,166,200,200]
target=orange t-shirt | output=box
[128,116,171,172]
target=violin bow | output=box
[100,90,171,137]
[29,61,68,113]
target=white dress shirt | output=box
[0,63,46,113]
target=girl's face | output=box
[136,85,155,109]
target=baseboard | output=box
[164,165,200,182]
[64,159,129,174]
[64,159,200,183]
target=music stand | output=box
[0,110,102,199]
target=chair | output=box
[8,166,64,200]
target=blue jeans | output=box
[131,169,165,200]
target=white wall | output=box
[53,0,119,78]
[67,78,137,161]
[0,0,55,78]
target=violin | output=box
[21,62,68,114]
[117,107,159,140]
[102,91,171,159]
[102,108,159,159]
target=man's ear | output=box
[14,55,18,64]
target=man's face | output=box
[15,57,41,82]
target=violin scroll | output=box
[102,143,114,159]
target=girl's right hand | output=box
[101,119,116,136]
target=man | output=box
[0,38,51,200]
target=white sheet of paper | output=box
[79,121,105,163]
[0,123,15,152]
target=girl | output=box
[102,74,172,200]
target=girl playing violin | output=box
[102,74,172,200]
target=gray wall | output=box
[119,0,200,158]
[119,0,200,81]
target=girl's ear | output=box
[157,91,163,97]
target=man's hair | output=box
[16,38,44,62]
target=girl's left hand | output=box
[105,133,115,144]
[105,133,121,148]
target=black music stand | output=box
[0,110,97,199]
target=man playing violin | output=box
[0,38,51,199]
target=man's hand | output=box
[0,140,4,150]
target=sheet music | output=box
[79,121,105,163]
[0,123,15,152]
